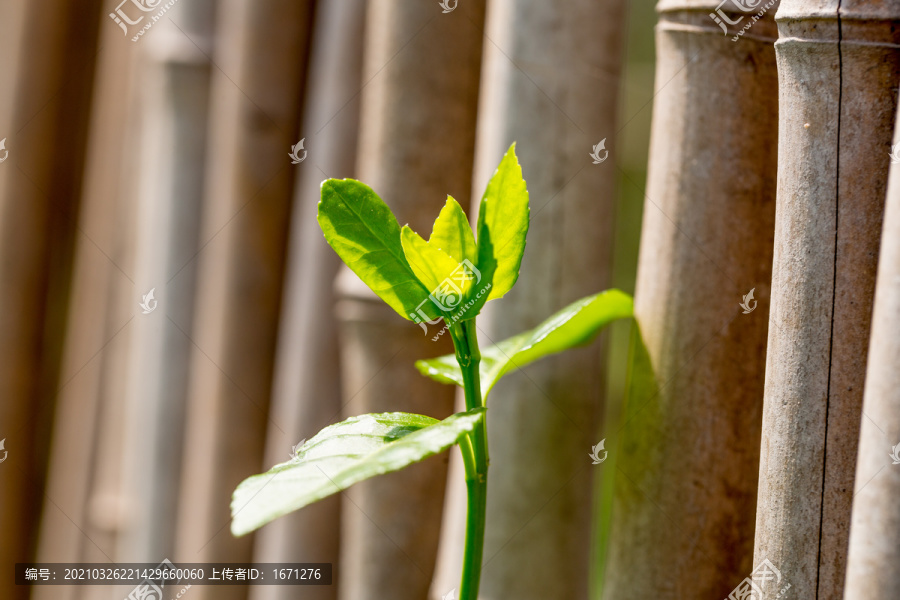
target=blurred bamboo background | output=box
[0,1,652,598]
[1,0,899,599]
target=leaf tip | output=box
[230,521,248,538]
[319,177,348,199]
[230,492,252,537]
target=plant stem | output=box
[449,319,488,600]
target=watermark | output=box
[439,0,458,13]
[17,563,332,586]
[589,440,608,465]
[0,438,7,464]
[890,142,900,164]
[740,288,757,314]
[109,0,183,42]
[409,259,490,340]
[0,138,8,163]
[725,558,790,600]
[427,283,492,342]
[140,288,158,314]
[708,0,778,41]
[125,558,179,600]
[289,139,307,164]
[590,139,608,164]
[890,443,900,465]
[442,589,457,600]
[23,568,51,581]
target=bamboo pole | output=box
[173,4,314,600]
[427,0,626,597]
[0,2,103,599]
[602,1,779,597]
[0,1,25,126]
[842,100,900,600]
[38,17,144,600]
[753,0,900,596]
[334,2,485,599]
[250,2,365,600]
[34,8,217,600]
[115,0,216,564]
[0,12,30,596]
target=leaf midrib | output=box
[333,188,408,269]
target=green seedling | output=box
[230,144,633,598]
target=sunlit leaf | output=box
[401,225,469,309]
[318,179,437,321]
[415,290,633,400]
[429,196,477,265]
[475,143,529,303]
[231,408,486,536]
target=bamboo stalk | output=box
[58,17,146,598]
[603,0,779,597]
[753,0,900,596]
[842,96,900,600]
[0,2,103,599]
[250,2,365,600]
[173,3,314,600]
[115,0,216,565]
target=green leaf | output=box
[415,289,633,401]
[318,179,436,321]
[401,225,469,307]
[429,196,477,265]
[475,143,529,302]
[231,408,486,537]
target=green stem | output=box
[449,319,488,600]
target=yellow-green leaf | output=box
[475,143,529,302]
[429,196,477,265]
[401,226,464,295]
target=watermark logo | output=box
[426,281,492,342]
[110,0,161,35]
[709,0,778,41]
[709,0,759,33]
[439,0,458,13]
[890,443,900,465]
[126,558,177,600]
[590,139,608,164]
[172,584,192,600]
[110,0,183,42]
[140,288,158,314]
[890,142,900,164]
[289,139,307,164]
[0,438,7,464]
[442,589,457,600]
[410,259,482,334]
[0,138,8,163]
[725,558,790,600]
[589,439,608,464]
[740,288,757,314]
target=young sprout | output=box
[230,144,633,599]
